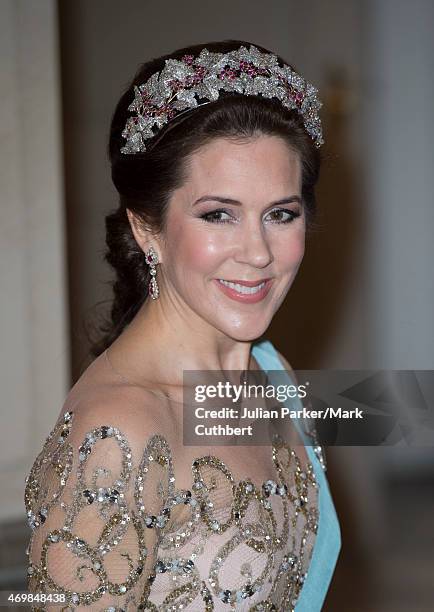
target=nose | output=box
[233,218,274,268]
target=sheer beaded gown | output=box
[25,340,341,611]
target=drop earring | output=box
[145,245,160,299]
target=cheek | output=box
[278,230,305,270]
[168,221,225,275]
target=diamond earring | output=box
[145,245,159,299]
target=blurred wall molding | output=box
[0,0,69,521]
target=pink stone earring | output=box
[145,246,159,299]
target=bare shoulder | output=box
[63,385,173,455]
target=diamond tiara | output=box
[120,44,324,154]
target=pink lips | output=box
[214,278,273,303]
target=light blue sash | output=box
[252,339,341,611]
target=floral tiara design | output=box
[120,44,324,154]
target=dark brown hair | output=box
[88,39,321,358]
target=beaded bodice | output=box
[23,341,333,611]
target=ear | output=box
[126,209,160,259]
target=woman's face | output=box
[156,134,305,341]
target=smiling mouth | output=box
[214,278,273,302]
[217,279,267,294]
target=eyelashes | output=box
[199,208,302,225]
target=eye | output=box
[199,209,233,224]
[266,208,301,224]
[199,207,301,225]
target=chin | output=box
[217,321,270,343]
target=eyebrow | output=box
[192,195,302,207]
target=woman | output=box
[25,40,341,610]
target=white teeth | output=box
[218,279,266,294]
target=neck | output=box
[107,295,260,391]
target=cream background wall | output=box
[0,0,68,522]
